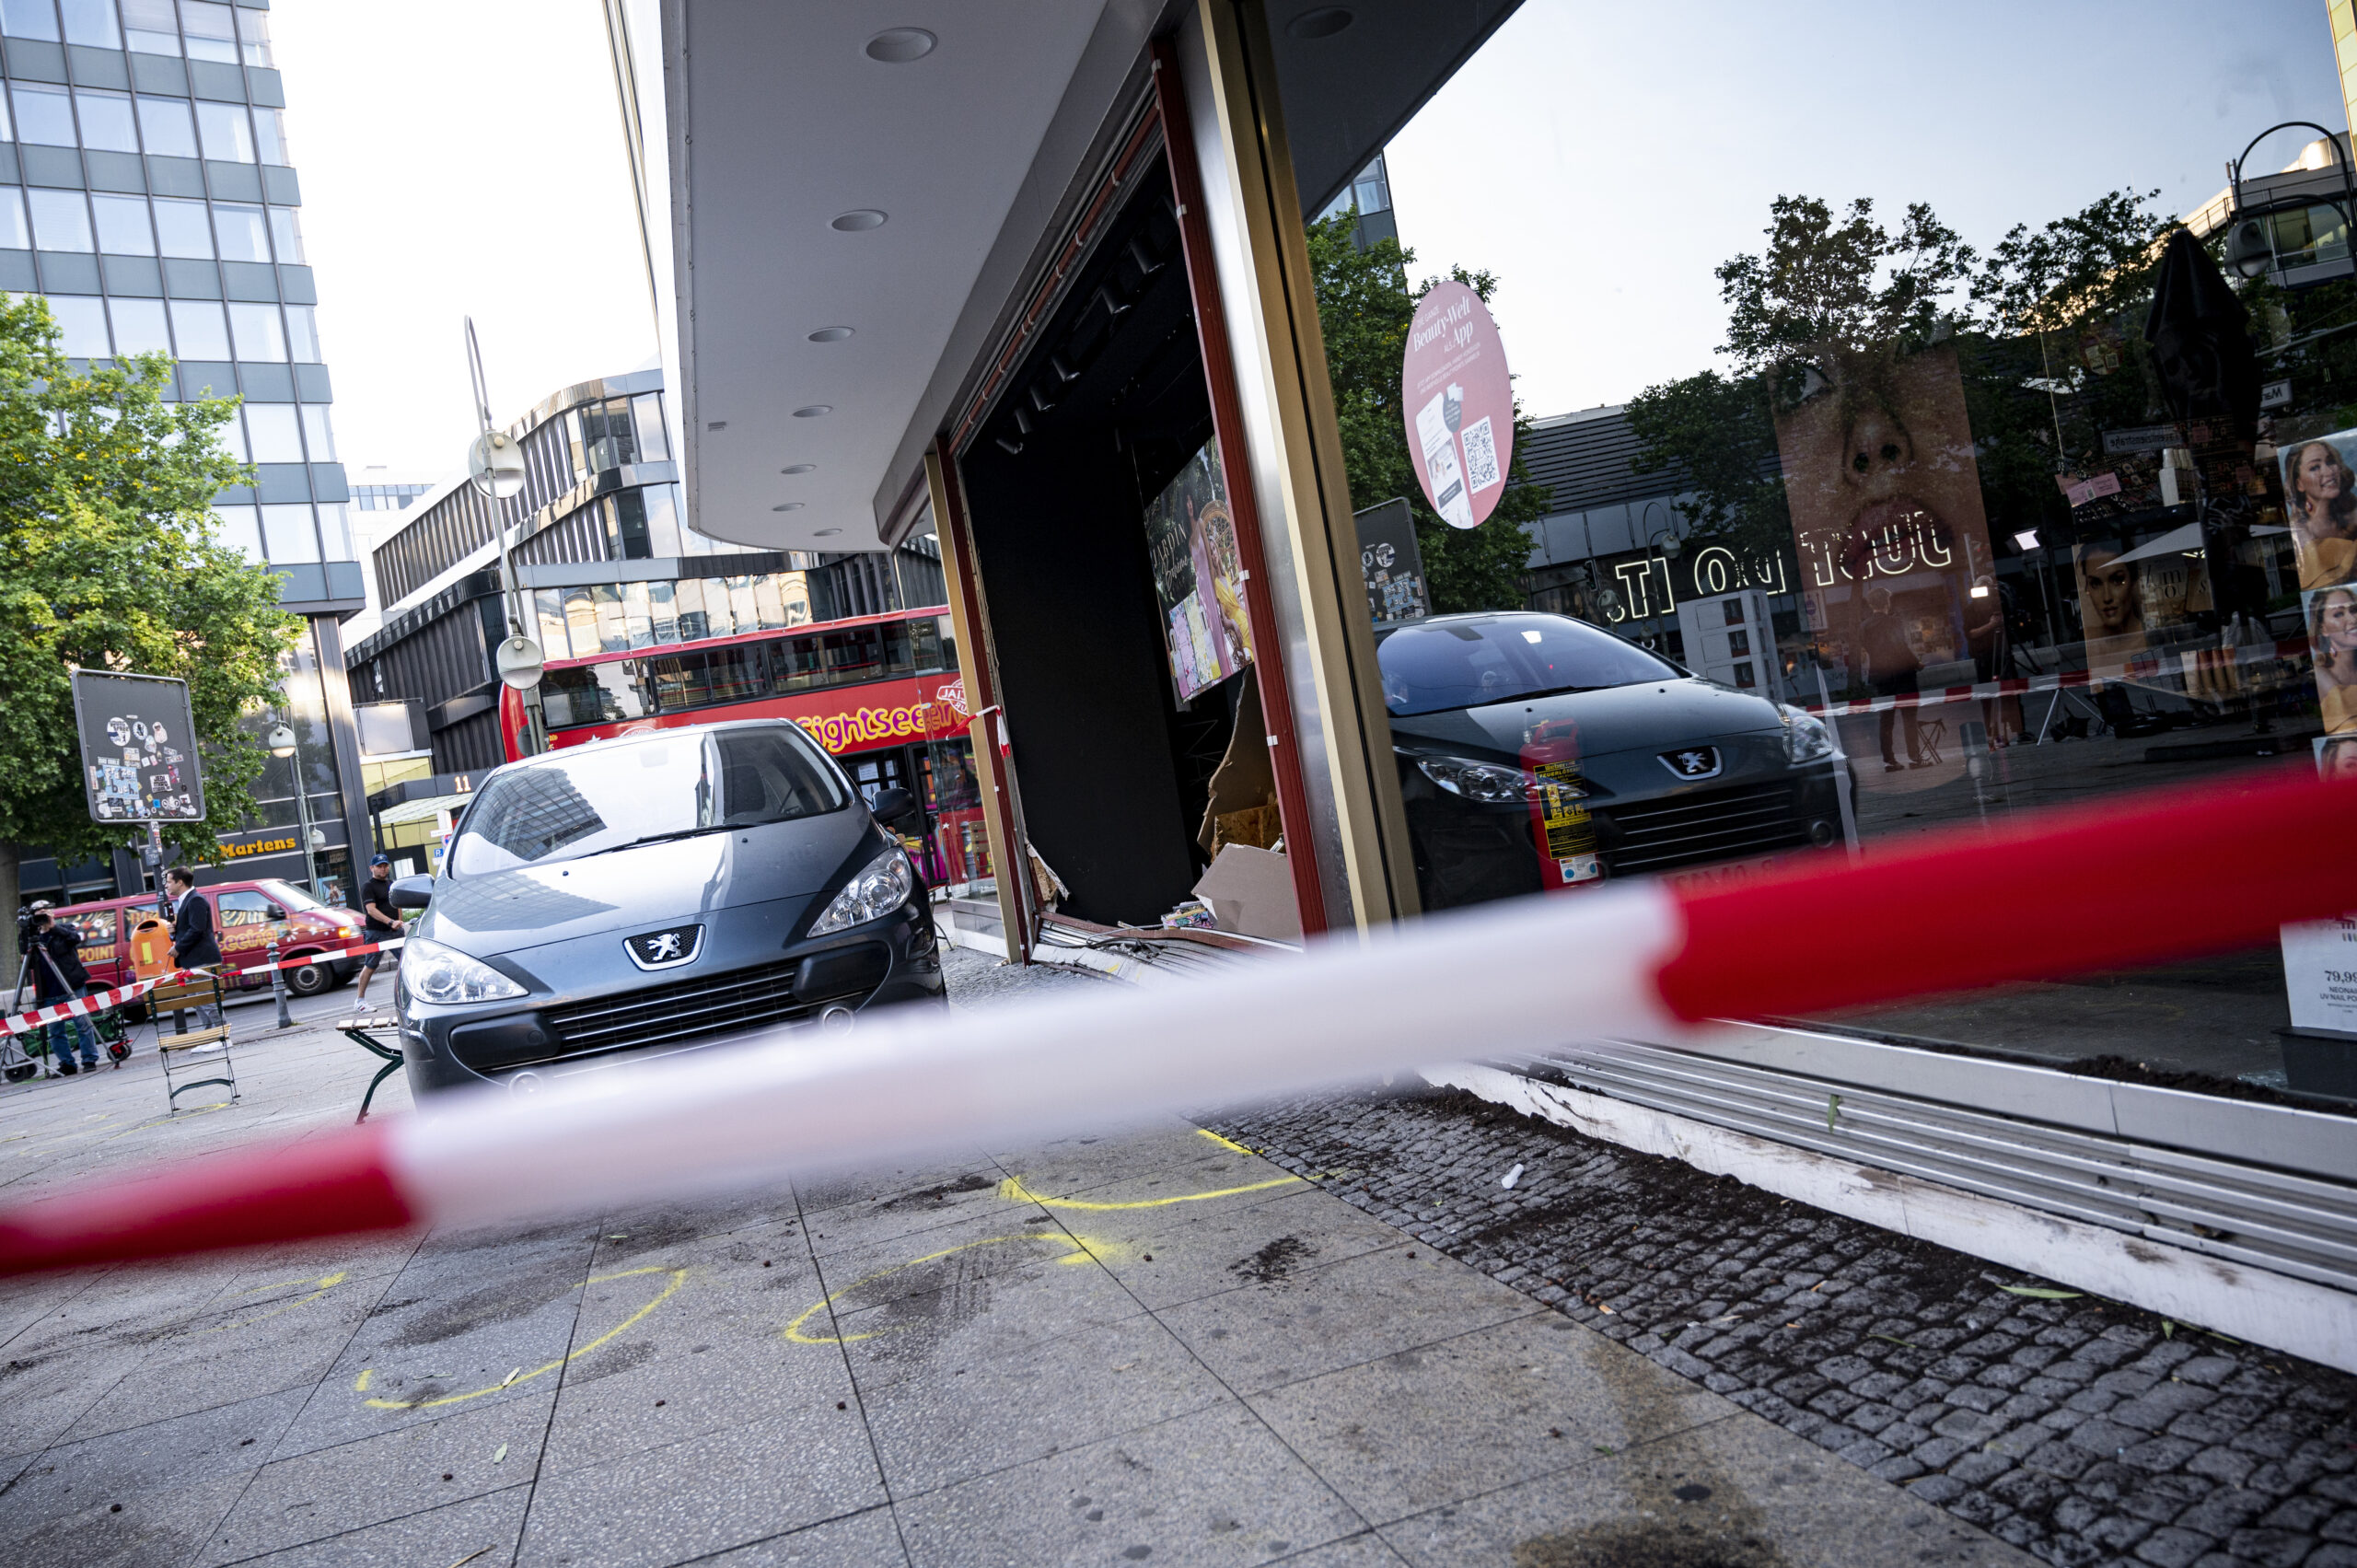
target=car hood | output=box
[1387,677,1785,762]
[420,806,879,953]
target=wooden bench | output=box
[148,970,238,1113]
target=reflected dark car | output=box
[389,719,944,1097]
[1379,612,1851,911]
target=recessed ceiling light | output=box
[771,502,804,513]
[830,210,887,232]
[815,528,842,538]
[865,28,935,64]
[1286,7,1354,39]
[793,405,832,419]
[780,462,817,475]
[807,327,854,343]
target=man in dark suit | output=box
[165,866,222,1031]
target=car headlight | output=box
[809,847,914,935]
[401,937,527,1005]
[1412,754,1570,805]
[1781,705,1838,764]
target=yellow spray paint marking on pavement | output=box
[994,1173,1303,1211]
[1194,1128,1255,1155]
[192,1271,349,1336]
[784,1232,1109,1346]
[359,1265,687,1411]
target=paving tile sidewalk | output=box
[0,946,2037,1566]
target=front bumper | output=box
[397,895,943,1096]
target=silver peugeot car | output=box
[388,718,944,1096]
[1380,611,1851,910]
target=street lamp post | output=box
[265,723,319,900]
[463,319,547,752]
[2223,121,2357,285]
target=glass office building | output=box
[6,0,369,907]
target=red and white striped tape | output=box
[0,765,2344,1278]
[1802,638,2308,718]
[2,939,405,1039]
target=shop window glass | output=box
[260,503,316,563]
[153,195,213,258]
[300,402,334,461]
[284,305,320,363]
[632,393,668,461]
[753,574,787,631]
[244,401,300,461]
[179,0,236,62]
[648,578,679,644]
[75,88,136,153]
[121,0,176,53]
[212,504,261,561]
[168,297,228,358]
[137,96,197,158]
[195,99,253,161]
[91,192,154,255]
[228,301,286,361]
[214,202,269,261]
[60,0,113,46]
[0,189,29,251]
[48,295,107,356]
[672,577,710,643]
[267,204,303,262]
[12,82,75,146]
[0,0,56,41]
[623,580,654,648]
[108,296,170,355]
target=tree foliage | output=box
[1305,211,1550,612]
[0,295,293,988]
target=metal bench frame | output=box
[337,1016,404,1122]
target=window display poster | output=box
[2280,734,2357,1036]
[2278,427,2357,591]
[68,668,206,824]
[1141,436,1252,703]
[2307,584,2357,734]
[1400,280,1514,529]
[1772,343,1996,704]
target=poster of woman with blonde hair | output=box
[2281,435,2357,590]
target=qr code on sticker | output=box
[1459,415,1501,494]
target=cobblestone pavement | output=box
[1206,1082,2357,1568]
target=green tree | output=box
[1305,211,1550,612]
[0,294,294,998]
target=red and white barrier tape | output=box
[2,939,405,1039]
[1801,638,2309,718]
[0,766,2344,1277]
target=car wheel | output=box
[287,960,333,998]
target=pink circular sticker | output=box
[1400,280,1514,529]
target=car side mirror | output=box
[264,903,287,922]
[871,786,922,829]
[389,875,435,910]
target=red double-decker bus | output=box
[496,604,994,891]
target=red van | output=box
[48,879,376,1001]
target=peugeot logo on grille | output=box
[1658,746,1723,782]
[624,924,703,970]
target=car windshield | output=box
[1376,614,1678,715]
[447,726,848,876]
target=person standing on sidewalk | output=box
[1857,586,1926,772]
[354,854,405,1007]
[27,911,99,1075]
[165,867,223,1032]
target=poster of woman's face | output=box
[2305,584,2357,734]
[2073,541,2146,671]
[2316,734,2357,784]
[2280,431,2357,590]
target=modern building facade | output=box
[346,368,949,862]
[6,0,370,909]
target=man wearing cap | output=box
[356,854,406,1006]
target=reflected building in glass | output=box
[6,0,369,907]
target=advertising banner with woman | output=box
[1141,437,1251,703]
[2306,584,2357,734]
[2281,430,2357,591]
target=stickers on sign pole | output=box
[1400,280,1513,529]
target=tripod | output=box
[4,947,44,1081]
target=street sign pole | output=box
[463,318,546,755]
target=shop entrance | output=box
[956,157,1268,928]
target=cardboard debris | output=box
[1191,845,1300,942]
[1197,668,1277,854]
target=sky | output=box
[271,0,656,482]
[1384,0,2348,421]
[271,1,2347,481]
